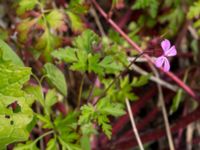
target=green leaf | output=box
[55,112,81,150]
[88,53,103,75]
[158,7,184,36]
[97,115,112,139]
[67,11,84,32]
[36,114,53,129]
[0,39,24,66]
[46,139,57,150]
[80,135,91,150]
[131,0,159,18]
[97,99,125,117]
[59,137,81,150]
[35,29,60,61]
[99,56,123,74]
[80,123,97,135]
[170,88,183,115]
[78,104,95,125]
[51,48,77,63]
[0,28,8,41]
[45,89,58,115]
[79,98,125,139]
[46,10,65,30]
[170,71,188,114]
[70,50,88,71]
[24,85,44,106]
[17,0,38,15]
[0,59,33,148]
[187,0,200,19]
[14,141,39,150]
[54,112,78,133]
[68,0,88,14]
[45,89,57,108]
[131,75,150,87]
[44,63,67,96]
[73,30,99,53]
[117,77,138,101]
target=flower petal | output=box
[155,56,165,68]
[163,57,170,72]
[161,39,171,52]
[164,45,177,57]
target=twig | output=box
[113,106,200,149]
[90,6,106,36]
[125,98,144,150]
[91,0,196,99]
[130,63,178,92]
[150,64,175,150]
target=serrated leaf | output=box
[17,0,38,15]
[97,98,125,117]
[54,112,78,132]
[131,75,150,87]
[0,39,24,66]
[51,48,77,63]
[59,137,81,150]
[78,104,95,125]
[44,63,67,96]
[73,30,99,53]
[46,10,65,30]
[88,53,103,75]
[97,115,112,139]
[80,123,97,135]
[99,56,123,74]
[70,50,88,71]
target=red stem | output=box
[91,0,197,100]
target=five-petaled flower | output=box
[154,39,177,72]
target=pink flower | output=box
[154,39,177,72]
